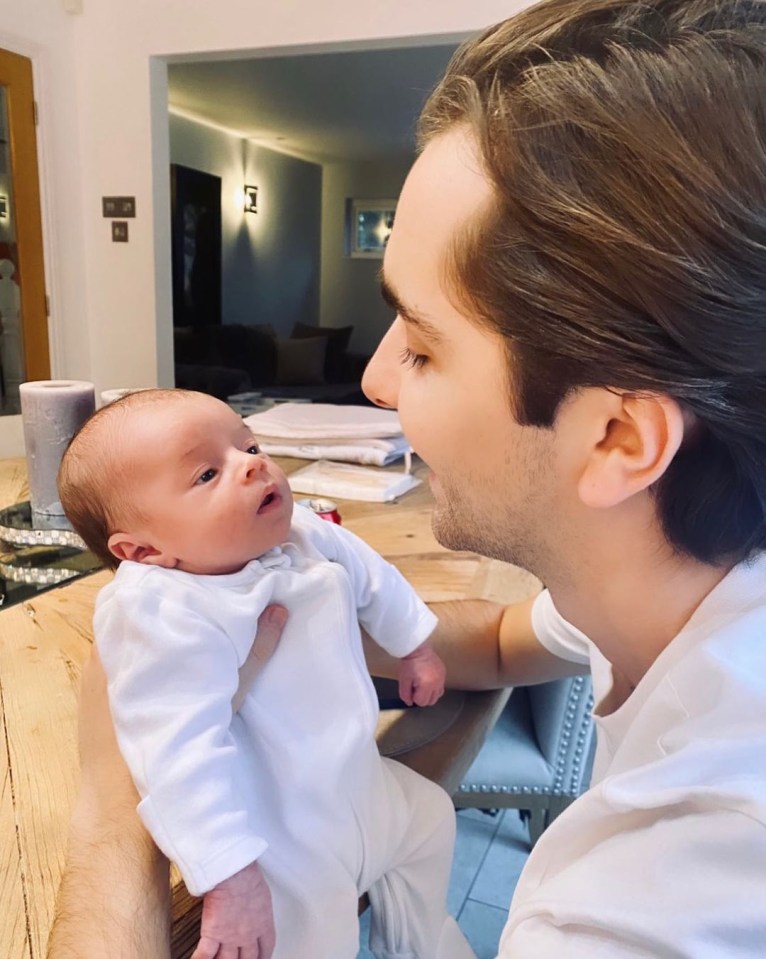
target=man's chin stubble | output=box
[431,504,545,573]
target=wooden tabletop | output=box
[0,455,540,959]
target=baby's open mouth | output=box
[258,491,277,512]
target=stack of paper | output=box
[244,403,411,467]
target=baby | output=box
[58,388,476,959]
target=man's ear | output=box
[107,532,178,568]
[576,391,687,510]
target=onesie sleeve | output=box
[294,506,436,658]
[94,574,268,896]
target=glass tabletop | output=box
[0,501,102,609]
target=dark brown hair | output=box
[420,0,766,565]
[57,388,192,569]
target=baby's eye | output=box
[196,468,217,485]
[246,444,261,455]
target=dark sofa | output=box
[174,322,370,405]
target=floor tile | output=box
[357,907,373,958]
[357,809,525,957]
[456,899,509,959]
[447,808,503,915]
[466,810,530,911]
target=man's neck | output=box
[545,520,733,690]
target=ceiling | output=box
[167,43,461,164]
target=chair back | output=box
[528,674,595,796]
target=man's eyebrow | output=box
[379,273,443,342]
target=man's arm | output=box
[46,650,171,959]
[363,596,586,690]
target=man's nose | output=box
[362,319,403,410]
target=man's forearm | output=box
[364,596,581,690]
[47,795,171,959]
[364,598,508,689]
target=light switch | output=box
[102,196,136,218]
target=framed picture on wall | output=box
[345,198,396,259]
[170,163,222,327]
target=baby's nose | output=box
[242,453,268,480]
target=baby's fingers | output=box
[191,936,221,959]
[259,922,276,958]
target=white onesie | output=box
[95,504,475,959]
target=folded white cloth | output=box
[245,404,410,466]
[244,403,403,440]
[259,436,410,467]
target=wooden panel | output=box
[0,697,31,959]
[471,559,541,605]
[392,553,484,603]
[0,577,104,957]
[170,868,201,959]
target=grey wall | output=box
[169,113,321,334]
[319,156,413,356]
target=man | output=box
[49,1,766,956]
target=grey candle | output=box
[19,380,96,516]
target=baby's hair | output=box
[57,388,195,569]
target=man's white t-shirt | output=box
[499,552,766,957]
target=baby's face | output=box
[116,393,293,574]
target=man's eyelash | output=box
[399,347,428,369]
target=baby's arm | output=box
[297,508,447,704]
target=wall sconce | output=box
[244,185,258,214]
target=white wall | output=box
[320,156,412,356]
[0,0,530,455]
[170,113,321,334]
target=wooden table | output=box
[0,456,540,959]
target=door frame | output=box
[0,33,60,381]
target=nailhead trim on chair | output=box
[458,677,595,799]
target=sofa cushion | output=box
[206,324,278,386]
[174,326,209,365]
[275,335,328,386]
[175,363,251,400]
[291,322,353,383]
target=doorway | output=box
[0,47,50,414]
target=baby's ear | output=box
[107,532,176,568]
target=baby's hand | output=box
[192,860,275,959]
[397,640,447,707]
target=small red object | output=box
[296,497,342,525]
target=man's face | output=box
[116,394,293,575]
[363,130,569,574]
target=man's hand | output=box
[192,860,275,959]
[232,605,288,713]
[397,640,447,707]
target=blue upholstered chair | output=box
[452,675,596,846]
